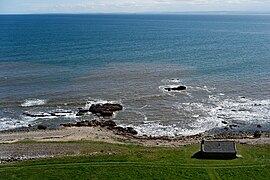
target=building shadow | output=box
[191,151,237,160]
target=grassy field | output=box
[1,141,270,179]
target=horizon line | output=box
[1,11,270,16]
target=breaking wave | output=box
[120,94,270,137]
[0,117,35,131]
[21,99,47,107]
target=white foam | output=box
[50,109,77,118]
[23,112,56,119]
[212,97,270,124]
[0,117,35,131]
[133,111,148,121]
[120,122,209,137]
[176,96,270,135]
[161,78,182,83]
[188,85,215,93]
[23,110,79,120]
[138,105,148,110]
[124,95,270,137]
[21,99,47,107]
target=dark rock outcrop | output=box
[23,112,50,118]
[76,109,89,116]
[88,120,101,127]
[164,86,186,92]
[49,112,70,117]
[37,125,47,130]
[254,131,261,138]
[76,121,90,126]
[126,127,138,135]
[60,120,137,135]
[89,103,123,117]
[100,120,116,127]
[99,111,114,117]
[61,119,116,129]
[113,126,138,135]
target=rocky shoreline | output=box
[1,123,270,164]
[1,101,270,163]
[1,119,270,145]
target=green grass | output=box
[1,141,270,179]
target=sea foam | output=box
[0,117,34,131]
[21,99,47,107]
[120,95,270,137]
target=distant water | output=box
[1,14,270,136]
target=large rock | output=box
[89,103,123,117]
[164,86,186,92]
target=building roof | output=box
[201,140,236,153]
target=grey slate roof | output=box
[201,141,236,153]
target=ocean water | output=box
[1,14,270,136]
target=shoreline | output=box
[1,126,270,163]
[1,126,270,146]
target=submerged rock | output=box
[221,121,228,124]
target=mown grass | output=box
[1,141,270,179]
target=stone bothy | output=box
[201,140,237,159]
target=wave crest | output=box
[21,99,47,107]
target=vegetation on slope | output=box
[0,141,270,179]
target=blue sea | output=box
[1,14,270,136]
